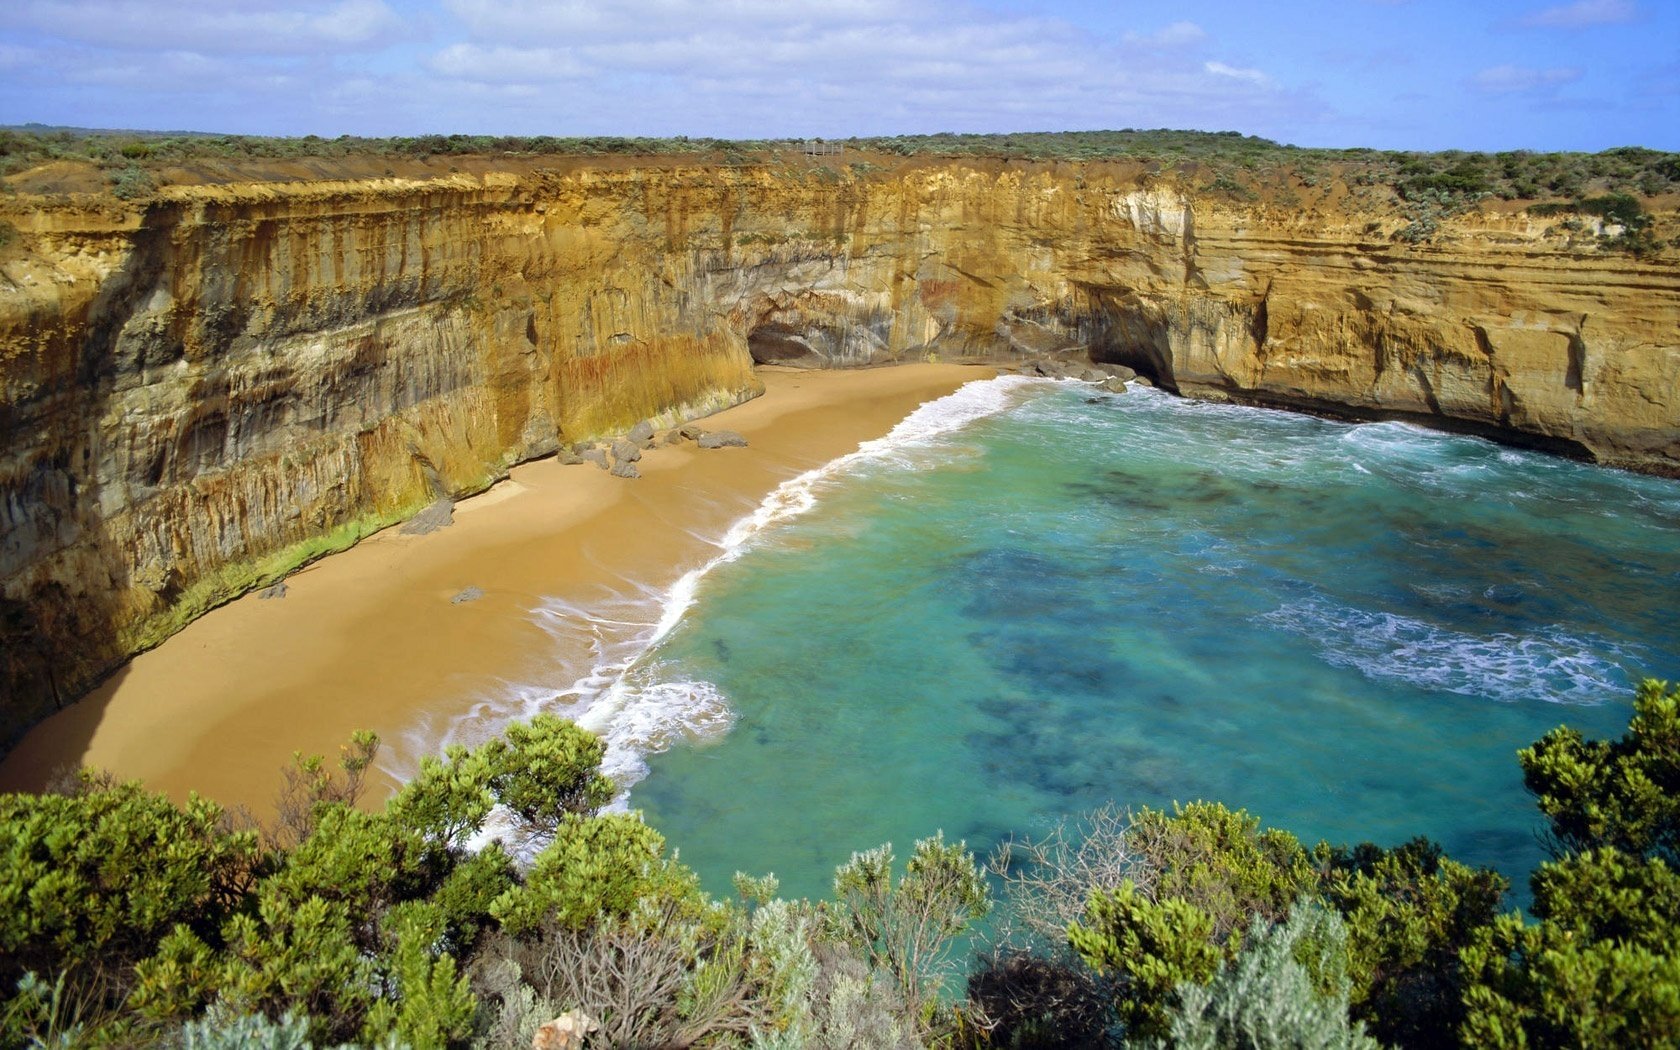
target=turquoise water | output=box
[619,380,1678,902]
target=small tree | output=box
[831,832,990,1033]
[1520,678,1678,861]
[1459,680,1680,1046]
[272,730,380,849]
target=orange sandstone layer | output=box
[0,364,985,815]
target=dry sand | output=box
[0,364,989,815]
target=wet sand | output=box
[0,364,989,815]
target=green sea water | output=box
[615,378,1678,902]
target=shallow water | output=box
[610,379,1678,902]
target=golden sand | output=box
[0,364,989,815]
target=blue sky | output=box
[1,0,1675,150]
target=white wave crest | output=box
[1258,596,1631,705]
[578,676,735,796]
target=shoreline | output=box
[0,363,991,816]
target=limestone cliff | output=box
[2,159,1677,745]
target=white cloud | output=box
[0,0,407,55]
[1122,21,1206,48]
[443,0,905,42]
[0,43,36,70]
[412,0,1298,137]
[1519,0,1638,28]
[1205,61,1272,86]
[0,0,1328,144]
[1470,64,1582,93]
[428,43,588,82]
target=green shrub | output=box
[5,671,1677,1049]
[1521,678,1678,858]
[1125,802,1316,942]
[1153,902,1378,1049]
[1321,838,1506,1046]
[1457,680,1680,1046]
[0,775,259,999]
[830,832,991,1036]
[1068,880,1221,1040]
[109,164,157,200]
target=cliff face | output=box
[2,160,1677,744]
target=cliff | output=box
[2,157,1677,745]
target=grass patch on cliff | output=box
[115,503,425,657]
[1527,193,1663,254]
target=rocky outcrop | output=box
[1,160,1676,745]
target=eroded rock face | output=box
[1,162,1676,744]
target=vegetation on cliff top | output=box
[3,680,1676,1048]
[4,124,1677,207]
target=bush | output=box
[1153,902,1379,1050]
[1068,880,1220,1040]
[1320,838,1506,1046]
[0,719,657,1047]
[109,164,157,200]
[830,832,990,1036]
[965,948,1110,1049]
[0,774,260,1007]
[1124,802,1316,942]
[1521,678,1678,858]
[1458,681,1680,1046]
[6,678,1677,1048]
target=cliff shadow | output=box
[1068,283,1180,391]
[0,202,182,766]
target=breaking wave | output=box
[1258,595,1635,705]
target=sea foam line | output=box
[1258,595,1635,706]
[390,373,1046,805]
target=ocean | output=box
[428,376,1680,901]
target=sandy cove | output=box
[0,364,989,815]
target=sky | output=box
[0,0,1675,152]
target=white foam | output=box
[578,676,735,797]
[1258,596,1633,705]
[386,374,1042,802]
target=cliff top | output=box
[4,126,1677,198]
[1,128,1676,261]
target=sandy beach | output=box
[0,363,989,815]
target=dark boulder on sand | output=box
[401,498,454,535]
[698,430,748,449]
